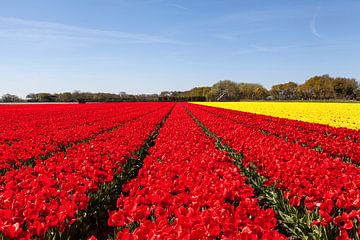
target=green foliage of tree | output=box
[208,80,240,101]
[239,83,269,100]
[298,75,335,99]
[57,92,75,102]
[26,93,56,102]
[188,87,211,99]
[297,75,358,100]
[1,94,23,102]
[271,82,299,100]
[332,77,358,99]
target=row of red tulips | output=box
[108,104,286,240]
[0,103,166,171]
[195,104,360,143]
[0,104,173,239]
[191,104,360,164]
[186,103,360,239]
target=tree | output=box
[188,87,211,100]
[38,93,56,102]
[1,94,23,102]
[270,82,299,100]
[332,77,358,99]
[355,88,360,101]
[253,86,269,100]
[297,75,359,100]
[238,83,269,100]
[25,93,57,102]
[25,93,37,102]
[176,87,211,101]
[208,80,240,101]
[298,75,336,99]
[159,91,171,97]
[56,92,74,102]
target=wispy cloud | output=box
[233,41,360,56]
[310,1,323,38]
[233,45,273,55]
[214,28,271,42]
[234,44,294,55]
[252,45,275,52]
[169,3,189,11]
[310,16,321,38]
[215,33,239,41]
[208,7,306,26]
[145,0,189,11]
[0,16,188,45]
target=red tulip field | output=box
[0,102,359,240]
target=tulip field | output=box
[1,102,360,239]
[196,102,360,130]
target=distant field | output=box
[193,101,360,130]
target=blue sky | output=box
[0,0,360,97]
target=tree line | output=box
[167,75,359,101]
[1,75,359,102]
